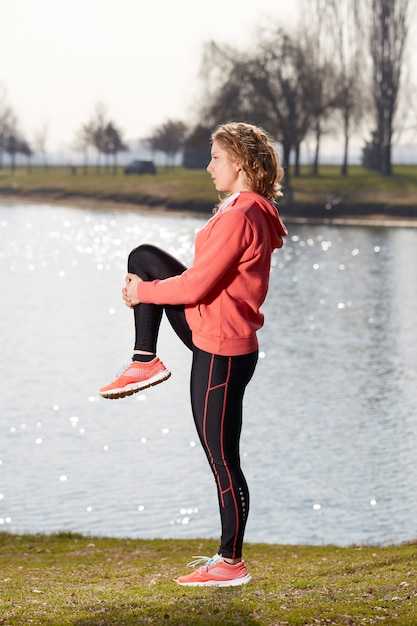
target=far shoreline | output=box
[1,191,417,228]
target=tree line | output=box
[195,0,414,180]
[0,0,414,179]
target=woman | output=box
[100,122,287,586]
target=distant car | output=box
[124,160,156,175]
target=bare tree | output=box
[324,0,369,175]
[33,123,49,169]
[198,33,323,187]
[198,29,346,189]
[91,102,108,173]
[182,125,212,169]
[4,115,31,172]
[102,121,127,174]
[297,0,347,175]
[297,0,373,176]
[19,137,33,172]
[302,46,340,176]
[369,0,410,174]
[4,113,19,172]
[251,31,319,180]
[197,41,255,126]
[0,85,13,170]
[74,103,126,174]
[148,119,188,169]
[74,121,95,174]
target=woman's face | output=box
[207,140,248,194]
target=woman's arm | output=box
[136,211,253,306]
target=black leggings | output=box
[128,244,258,558]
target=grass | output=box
[1,164,416,623]
[1,164,415,623]
[1,532,416,625]
[0,165,416,216]
[288,165,417,207]
[0,166,219,212]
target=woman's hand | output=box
[122,273,143,308]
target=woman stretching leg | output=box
[104,243,256,561]
[100,122,287,586]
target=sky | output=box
[1,0,416,157]
[0,0,297,155]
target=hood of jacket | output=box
[231,191,288,250]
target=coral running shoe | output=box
[176,554,252,587]
[99,357,171,399]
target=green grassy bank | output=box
[1,532,416,625]
[0,165,416,221]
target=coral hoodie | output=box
[137,191,288,356]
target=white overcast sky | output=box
[1,0,415,153]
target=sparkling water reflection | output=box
[1,202,417,546]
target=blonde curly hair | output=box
[210,121,284,202]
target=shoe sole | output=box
[100,370,171,399]
[176,574,252,587]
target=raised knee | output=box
[129,243,155,257]
[128,243,161,276]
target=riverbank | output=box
[2,191,417,229]
[1,164,417,227]
[1,532,416,625]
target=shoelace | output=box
[115,363,131,377]
[186,554,222,570]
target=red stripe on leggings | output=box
[203,355,240,558]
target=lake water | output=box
[1,202,417,548]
